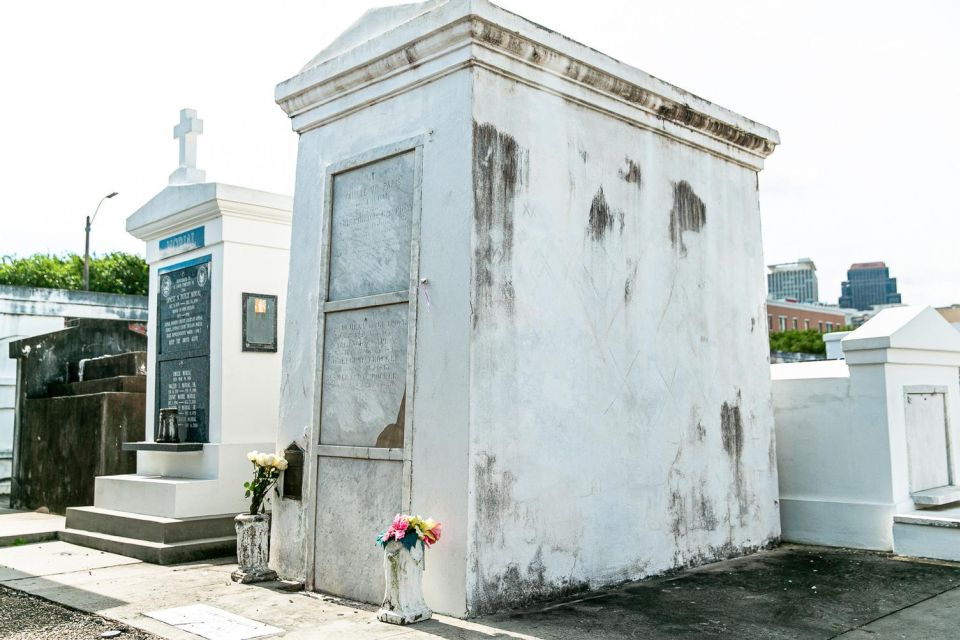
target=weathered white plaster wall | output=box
[465,67,779,613]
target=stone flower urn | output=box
[231,513,277,583]
[377,539,432,624]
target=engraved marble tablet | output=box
[158,259,211,356]
[328,152,415,301]
[158,356,209,443]
[320,304,408,446]
[156,255,211,442]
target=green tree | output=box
[0,253,148,296]
[769,328,827,355]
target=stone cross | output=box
[169,108,206,185]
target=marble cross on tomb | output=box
[169,108,206,185]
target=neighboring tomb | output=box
[0,286,147,496]
[773,306,960,561]
[272,0,781,616]
[60,111,293,563]
[7,319,147,512]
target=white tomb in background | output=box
[271,0,781,616]
[773,306,960,561]
[61,110,293,563]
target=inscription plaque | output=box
[242,292,278,352]
[328,152,415,301]
[158,357,209,442]
[158,258,211,356]
[156,255,211,442]
[320,304,408,447]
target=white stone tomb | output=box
[272,0,781,616]
[61,111,293,562]
[773,306,960,560]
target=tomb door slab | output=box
[309,140,422,603]
[905,391,951,493]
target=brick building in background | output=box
[767,299,850,334]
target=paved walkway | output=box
[0,540,959,639]
[0,509,64,547]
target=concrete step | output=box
[911,485,960,507]
[75,352,147,382]
[0,511,65,547]
[65,506,236,544]
[893,505,960,562]
[59,527,236,565]
[47,376,146,398]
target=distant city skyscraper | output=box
[767,257,819,303]
[838,262,902,310]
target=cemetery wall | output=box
[464,67,780,613]
[772,361,894,549]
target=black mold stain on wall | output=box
[668,180,706,256]
[471,547,588,615]
[619,158,642,188]
[720,399,743,460]
[472,122,527,327]
[721,390,750,523]
[470,454,589,614]
[474,452,517,545]
[587,187,616,242]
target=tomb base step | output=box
[893,505,960,562]
[911,485,960,507]
[59,526,236,565]
[93,475,233,519]
[65,506,236,544]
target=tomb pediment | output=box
[276,0,779,169]
[842,306,960,355]
[300,1,445,72]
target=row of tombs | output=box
[6,0,960,618]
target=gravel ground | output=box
[0,585,160,640]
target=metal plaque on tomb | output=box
[242,293,278,352]
[327,152,415,301]
[156,255,211,442]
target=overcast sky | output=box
[2,1,957,306]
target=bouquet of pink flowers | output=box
[376,514,442,551]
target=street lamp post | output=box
[84,192,118,291]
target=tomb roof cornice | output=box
[126,183,292,242]
[275,0,779,169]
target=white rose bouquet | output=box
[244,451,289,515]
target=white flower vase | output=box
[231,513,277,583]
[377,539,432,624]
